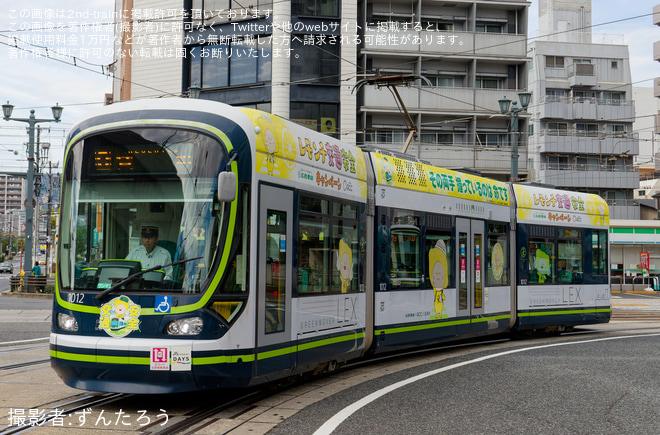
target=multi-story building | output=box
[114,0,358,144]
[528,0,639,219]
[114,0,530,180]
[0,174,25,214]
[0,174,26,236]
[357,0,530,180]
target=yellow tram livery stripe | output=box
[375,314,511,336]
[371,153,510,206]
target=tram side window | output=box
[425,230,452,292]
[298,195,361,295]
[390,211,422,289]
[529,238,556,284]
[592,230,608,275]
[558,229,583,284]
[487,223,509,286]
[298,196,330,295]
[332,202,358,293]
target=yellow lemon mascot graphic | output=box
[337,236,354,294]
[429,239,449,319]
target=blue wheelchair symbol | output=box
[155,296,171,313]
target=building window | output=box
[420,132,453,145]
[291,37,339,84]
[424,75,457,87]
[545,56,564,68]
[365,130,407,144]
[290,102,339,135]
[576,123,599,137]
[190,38,272,89]
[423,20,453,31]
[545,88,566,102]
[573,58,592,64]
[602,91,623,106]
[477,133,504,148]
[606,124,626,137]
[475,21,503,33]
[573,90,596,102]
[292,0,339,17]
[547,155,569,169]
[605,190,626,205]
[546,122,568,136]
[476,77,503,89]
[611,60,618,69]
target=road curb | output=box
[0,292,53,299]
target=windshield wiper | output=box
[95,256,203,301]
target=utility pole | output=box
[498,91,532,181]
[46,161,56,276]
[1,102,62,272]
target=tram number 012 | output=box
[67,293,84,304]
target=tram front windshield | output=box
[60,128,228,294]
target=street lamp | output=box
[498,91,531,181]
[2,101,62,273]
[187,85,201,99]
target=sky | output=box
[0,0,658,173]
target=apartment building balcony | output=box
[362,28,527,58]
[362,86,529,115]
[538,130,638,155]
[539,163,639,189]
[538,96,634,121]
[608,201,641,220]
[567,63,597,87]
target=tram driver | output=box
[126,225,173,280]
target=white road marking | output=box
[314,333,660,435]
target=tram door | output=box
[257,185,295,375]
[455,218,485,329]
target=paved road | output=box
[270,329,660,435]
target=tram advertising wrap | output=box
[513,184,611,329]
[50,99,610,394]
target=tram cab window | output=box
[529,239,556,284]
[390,211,421,289]
[59,127,228,294]
[298,195,361,295]
[487,223,509,286]
[558,229,583,284]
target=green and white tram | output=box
[50,99,610,393]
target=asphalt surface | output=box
[270,331,660,435]
[2,285,660,434]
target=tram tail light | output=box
[57,313,79,331]
[165,317,203,335]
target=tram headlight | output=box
[165,317,203,335]
[57,313,79,331]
